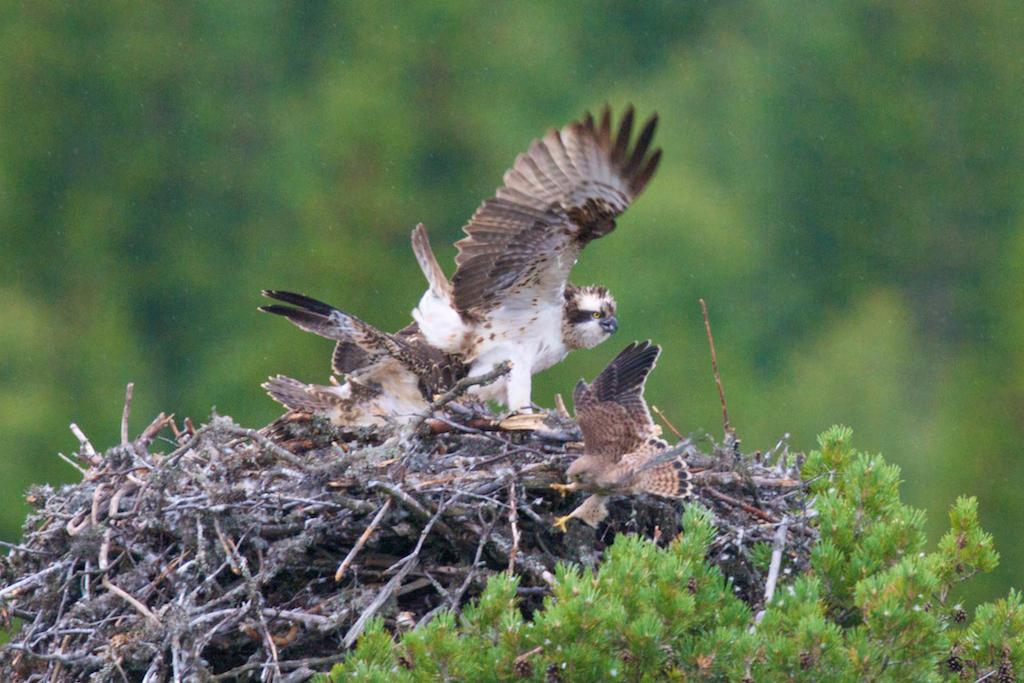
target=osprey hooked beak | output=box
[600,316,619,334]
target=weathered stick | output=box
[430,361,511,411]
[344,496,460,648]
[371,481,457,539]
[121,383,134,445]
[335,499,392,582]
[508,483,520,574]
[691,470,802,489]
[651,404,684,440]
[68,423,102,466]
[754,517,790,626]
[0,563,67,599]
[102,576,160,626]
[699,299,732,436]
[221,425,307,467]
[704,486,780,523]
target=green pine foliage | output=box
[326,428,1016,682]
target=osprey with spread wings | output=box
[411,106,661,414]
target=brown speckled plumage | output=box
[556,341,692,529]
[260,290,466,428]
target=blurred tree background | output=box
[1,1,1021,606]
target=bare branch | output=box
[121,383,134,445]
[651,404,684,441]
[430,361,511,411]
[335,500,392,582]
[68,423,101,466]
[700,298,732,437]
[754,517,790,626]
[508,483,520,574]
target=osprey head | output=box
[563,284,618,350]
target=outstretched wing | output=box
[450,105,661,315]
[260,290,412,375]
[573,341,663,461]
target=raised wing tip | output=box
[616,339,661,363]
[259,304,299,318]
[572,378,590,407]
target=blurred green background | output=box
[2,2,1021,605]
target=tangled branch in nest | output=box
[0,396,816,681]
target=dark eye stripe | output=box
[568,309,597,324]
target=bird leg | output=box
[552,495,609,532]
[549,481,579,498]
[504,360,533,414]
[551,513,575,533]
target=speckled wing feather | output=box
[573,341,663,461]
[450,105,661,315]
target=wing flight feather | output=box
[573,341,662,461]
[451,105,661,314]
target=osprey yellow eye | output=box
[592,311,602,319]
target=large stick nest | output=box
[0,398,815,681]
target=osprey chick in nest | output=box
[260,290,464,429]
[551,341,692,531]
[410,105,661,417]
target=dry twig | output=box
[754,517,790,626]
[121,383,134,445]
[335,499,393,582]
[699,298,732,437]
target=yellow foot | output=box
[499,412,549,431]
[549,482,575,498]
[552,514,573,533]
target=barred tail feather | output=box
[635,455,692,499]
[259,290,358,341]
[262,375,339,414]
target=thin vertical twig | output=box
[508,483,520,573]
[699,299,732,437]
[121,383,134,445]
[754,517,789,626]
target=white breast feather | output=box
[413,289,467,353]
[463,302,568,409]
[414,278,570,409]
